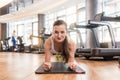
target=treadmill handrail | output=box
[74,24,101,48]
[95,12,120,22]
[89,20,116,48]
[68,29,84,48]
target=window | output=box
[32,22,38,45]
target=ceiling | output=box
[0,0,83,23]
[0,0,13,8]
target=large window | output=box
[98,26,112,43]
[17,24,24,36]
[32,22,38,45]
[24,23,32,45]
[103,0,120,42]
[7,15,38,46]
[7,0,120,49]
[44,3,86,47]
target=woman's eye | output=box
[61,31,64,34]
[55,31,59,34]
[54,31,65,34]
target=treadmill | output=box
[76,20,120,59]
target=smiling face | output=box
[52,24,67,43]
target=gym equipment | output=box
[68,27,84,57]
[0,37,11,51]
[94,12,120,22]
[17,36,25,52]
[75,20,120,59]
[28,28,51,54]
[25,34,44,53]
[118,57,120,65]
[37,28,49,53]
[74,12,120,59]
[35,62,85,74]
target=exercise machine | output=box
[17,36,25,52]
[68,25,84,57]
[27,35,45,53]
[94,12,120,22]
[118,57,120,66]
[0,37,11,51]
[28,34,50,54]
[75,20,120,59]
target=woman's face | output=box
[53,24,67,43]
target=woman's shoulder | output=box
[44,35,52,44]
[67,35,75,44]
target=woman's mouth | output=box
[57,37,61,40]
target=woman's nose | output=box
[58,33,62,37]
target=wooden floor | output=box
[0,52,120,80]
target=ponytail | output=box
[63,36,69,63]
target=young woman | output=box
[11,30,17,51]
[43,20,77,70]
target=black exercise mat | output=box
[35,62,85,74]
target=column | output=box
[85,0,99,48]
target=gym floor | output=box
[0,52,120,80]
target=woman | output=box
[11,30,17,51]
[43,20,77,70]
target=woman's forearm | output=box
[68,57,75,62]
[45,53,51,62]
[68,51,76,62]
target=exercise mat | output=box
[35,62,85,74]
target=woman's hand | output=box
[43,62,52,71]
[68,62,77,70]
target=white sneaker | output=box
[14,48,17,51]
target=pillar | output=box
[86,0,99,48]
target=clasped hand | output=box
[43,62,52,71]
[68,62,77,70]
[43,62,77,71]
